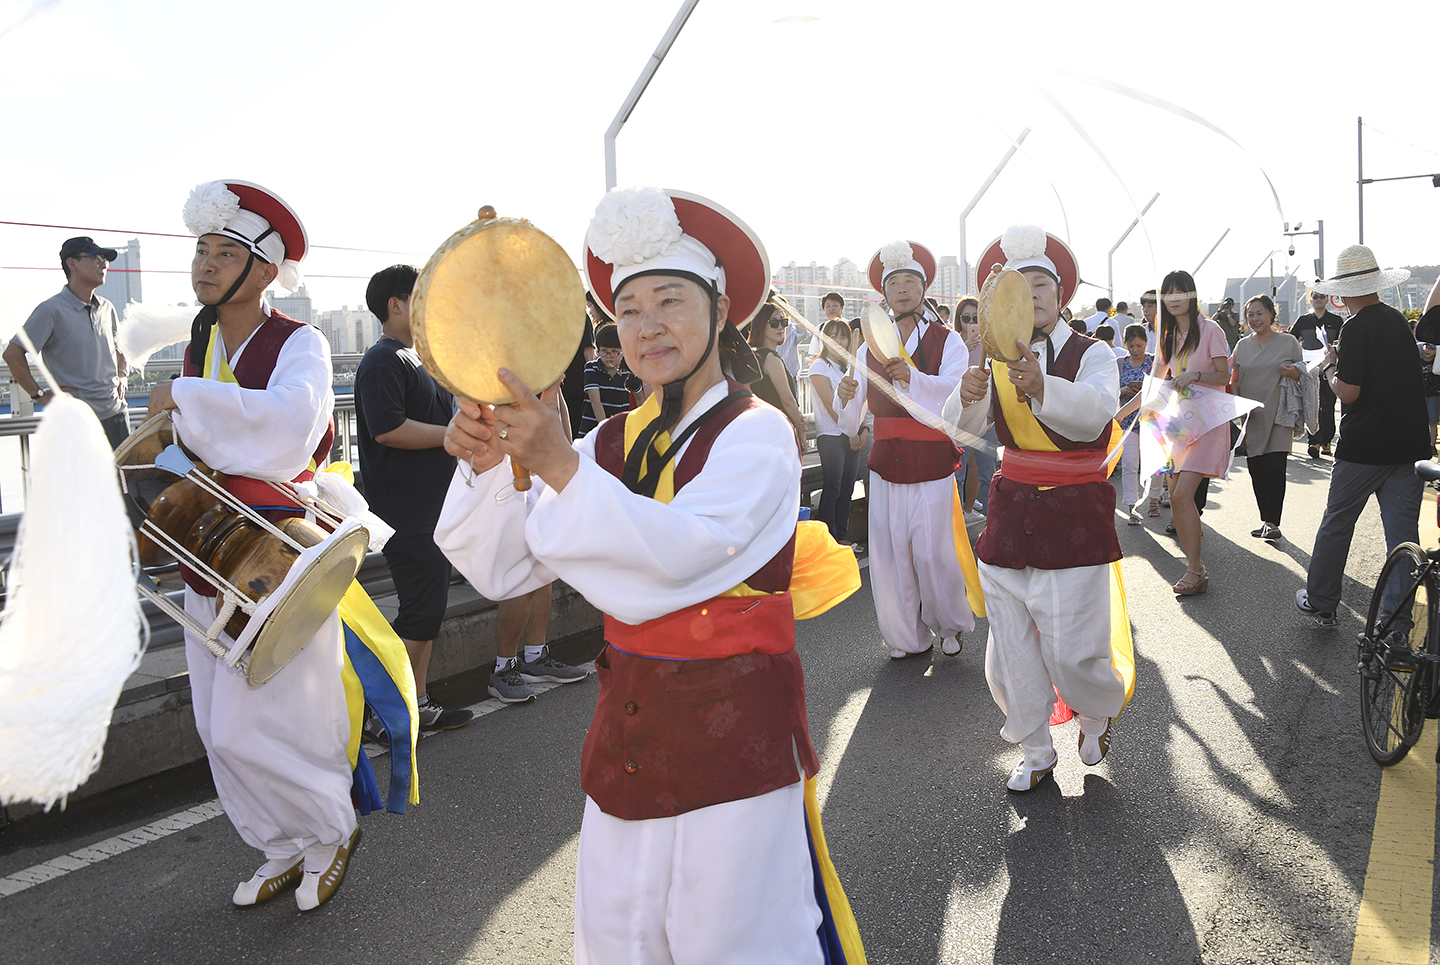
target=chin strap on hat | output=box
[186,251,259,372]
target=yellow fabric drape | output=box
[988,361,1136,713]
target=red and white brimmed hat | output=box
[868,240,936,293]
[584,187,769,330]
[182,180,309,293]
[976,226,1079,310]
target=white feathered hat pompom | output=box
[587,187,684,267]
[182,182,242,237]
[879,240,915,275]
[1000,225,1048,263]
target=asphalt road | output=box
[2,451,1436,965]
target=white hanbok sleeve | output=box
[436,407,802,623]
[169,325,334,480]
[1032,340,1121,441]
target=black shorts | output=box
[382,533,452,642]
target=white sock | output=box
[524,645,545,663]
[496,655,513,673]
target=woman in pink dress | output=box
[1156,270,1231,595]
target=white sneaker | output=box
[941,635,962,656]
[964,510,987,525]
[1006,752,1059,792]
[887,646,908,659]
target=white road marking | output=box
[0,665,596,900]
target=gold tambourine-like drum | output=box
[411,206,585,490]
[115,412,368,685]
[978,265,1034,363]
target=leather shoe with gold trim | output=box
[1078,718,1112,766]
[296,827,361,912]
[232,856,303,907]
[1006,752,1058,792]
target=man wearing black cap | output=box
[4,237,129,447]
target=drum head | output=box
[412,216,585,405]
[980,268,1034,363]
[861,303,902,364]
[245,524,369,685]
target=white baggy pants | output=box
[867,474,975,653]
[184,589,357,860]
[574,782,823,965]
[978,562,1126,757]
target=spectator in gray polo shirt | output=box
[5,236,130,447]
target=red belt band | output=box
[873,416,953,445]
[604,593,796,660]
[999,446,1111,488]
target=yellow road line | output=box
[1350,489,1438,964]
[1350,728,1436,964]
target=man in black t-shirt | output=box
[1296,247,1430,629]
[356,265,472,731]
[1292,291,1345,457]
[1410,278,1440,455]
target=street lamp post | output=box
[958,128,1030,294]
[604,0,701,191]
[1107,192,1160,302]
[1356,116,1440,244]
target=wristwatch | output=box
[29,390,42,401]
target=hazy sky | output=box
[1,0,1437,329]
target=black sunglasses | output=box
[766,318,786,329]
[957,313,978,324]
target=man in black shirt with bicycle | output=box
[1296,246,1431,628]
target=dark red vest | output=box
[866,321,961,483]
[180,311,336,595]
[584,384,819,820]
[976,331,1122,570]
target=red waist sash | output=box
[873,416,952,445]
[999,446,1112,488]
[603,593,795,661]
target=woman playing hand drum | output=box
[435,187,862,965]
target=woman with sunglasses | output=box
[747,298,807,454]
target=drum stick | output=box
[511,461,532,492]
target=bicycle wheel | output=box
[1360,543,1432,765]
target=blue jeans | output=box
[815,434,862,543]
[1306,460,1423,615]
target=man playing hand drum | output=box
[948,225,1133,793]
[836,241,976,660]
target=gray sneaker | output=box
[488,659,537,704]
[516,646,590,685]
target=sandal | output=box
[1165,521,1177,535]
[1148,501,1160,517]
[1173,568,1209,596]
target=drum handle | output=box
[511,461,532,493]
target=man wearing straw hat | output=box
[950,225,1133,793]
[1295,244,1429,629]
[835,240,977,660]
